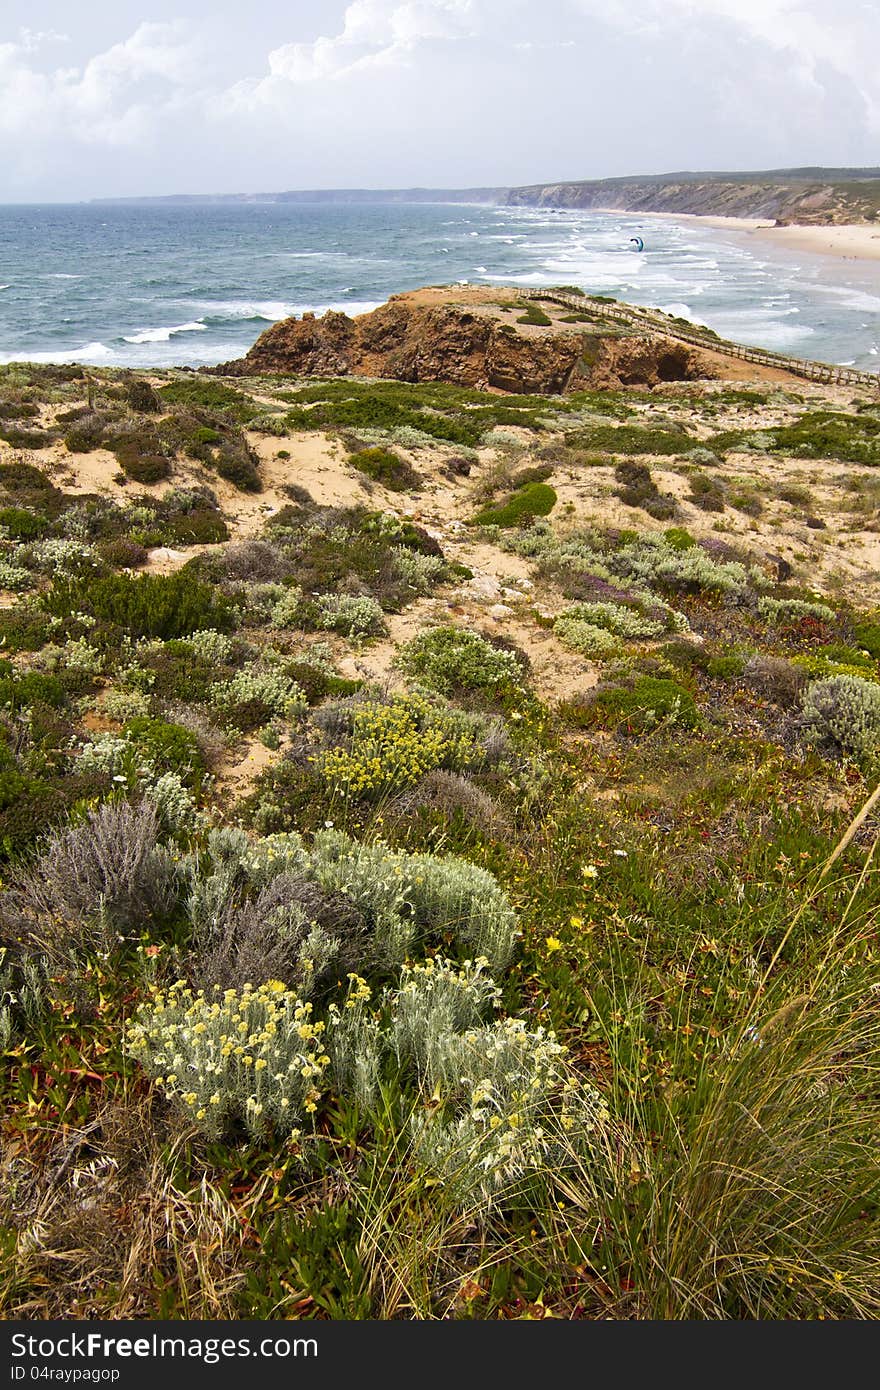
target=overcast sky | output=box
[0,1,877,201]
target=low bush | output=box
[759,597,837,626]
[0,799,179,962]
[516,303,552,326]
[319,693,491,799]
[471,482,557,528]
[552,616,624,658]
[557,600,666,640]
[688,472,726,512]
[96,536,149,569]
[122,716,206,782]
[313,594,387,640]
[396,626,525,697]
[801,675,880,762]
[44,570,235,640]
[126,979,332,1140]
[158,379,262,423]
[349,447,420,492]
[614,462,678,520]
[0,507,49,540]
[588,675,700,732]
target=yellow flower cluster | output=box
[321,695,475,798]
[125,979,332,1140]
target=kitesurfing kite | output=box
[630,236,645,252]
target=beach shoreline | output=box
[595,206,880,262]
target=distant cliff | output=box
[506,169,880,224]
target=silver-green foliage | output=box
[560,600,666,639]
[759,597,836,625]
[553,616,624,658]
[185,827,520,974]
[801,675,880,761]
[314,593,387,640]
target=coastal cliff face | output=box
[506,176,880,225]
[214,296,705,393]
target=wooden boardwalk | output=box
[524,290,880,392]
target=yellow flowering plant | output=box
[125,979,332,1140]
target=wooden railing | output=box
[524,290,880,391]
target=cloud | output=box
[0,21,200,147]
[0,3,876,198]
[573,0,880,135]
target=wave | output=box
[0,341,113,366]
[659,302,708,327]
[198,298,383,324]
[122,321,208,344]
[46,273,82,280]
[0,285,9,291]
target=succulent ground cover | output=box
[1,355,880,1319]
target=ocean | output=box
[0,201,877,373]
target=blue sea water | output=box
[0,201,877,373]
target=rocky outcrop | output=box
[213,298,706,393]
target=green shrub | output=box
[614,461,678,520]
[663,527,697,551]
[471,482,557,528]
[282,662,361,706]
[852,621,880,659]
[44,570,234,640]
[0,670,65,711]
[162,508,229,545]
[122,717,205,781]
[516,303,552,326]
[124,379,162,413]
[768,411,880,466]
[396,627,525,697]
[801,675,880,761]
[214,444,262,493]
[350,447,420,492]
[0,507,49,541]
[688,472,725,512]
[706,653,748,680]
[571,422,691,456]
[0,606,52,652]
[158,379,262,422]
[116,449,172,485]
[589,675,699,731]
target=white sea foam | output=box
[0,285,9,291]
[46,273,82,280]
[659,303,708,327]
[122,321,207,344]
[0,341,112,366]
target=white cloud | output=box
[246,0,478,91]
[0,22,200,146]
[0,3,876,198]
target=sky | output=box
[0,1,877,201]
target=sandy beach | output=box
[597,206,880,262]
[751,222,880,263]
